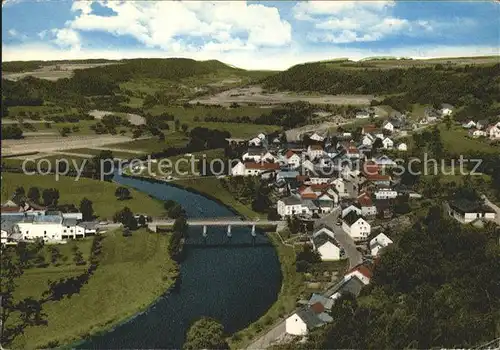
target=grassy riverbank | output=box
[10,229,178,349]
[228,233,305,348]
[0,172,165,220]
[172,177,267,219]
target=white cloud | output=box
[50,28,81,50]
[64,1,291,53]
[293,1,432,44]
[7,28,28,41]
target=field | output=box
[1,172,165,220]
[438,125,500,154]
[10,229,178,349]
[106,133,189,153]
[190,86,374,106]
[2,62,120,81]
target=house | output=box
[308,293,334,312]
[242,148,275,163]
[362,134,374,146]
[301,159,316,175]
[342,212,371,241]
[329,274,365,300]
[310,132,325,142]
[487,122,500,140]
[285,307,330,336]
[277,196,303,217]
[370,232,393,256]
[462,120,477,129]
[285,150,302,168]
[397,143,408,151]
[311,228,342,261]
[1,200,23,213]
[447,199,496,224]
[469,129,487,138]
[476,119,489,130]
[357,192,377,217]
[307,145,324,160]
[365,173,391,187]
[382,121,394,133]
[344,265,372,285]
[341,203,362,218]
[356,111,370,119]
[374,188,398,200]
[346,145,361,159]
[382,137,394,150]
[248,136,263,146]
[362,125,378,135]
[440,103,454,116]
[332,178,348,197]
[231,161,279,176]
[276,170,300,183]
[8,211,89,242]
[373,155,397,167]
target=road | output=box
[481,195,500,226]
[246,320,287,349]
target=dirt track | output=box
[88,110,145,125]
[190,86,373,106]
[2,135,136,156]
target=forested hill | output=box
[262,61,500,118]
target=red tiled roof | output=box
[363,163,380,175]
[357,194,373,207]
[296,175,309,183]
[347,146,359,154]
[301,193,318,200]
[348,265,373,279]
[285,150,296,159]
[365,173,391,181]
[244,162,279,170]
[310,302,325,314]
[0,206,22,213]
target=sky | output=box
[2,0,499,70]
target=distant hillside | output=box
[262,59,500,118]
[2,59,119,72]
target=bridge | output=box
[147,218,284,237]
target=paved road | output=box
[482,195,500,226]
[246,319,287,349]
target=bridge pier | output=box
[251,225,256,237]
[226,225,232,242]
[202,225,207,244]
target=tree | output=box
[27,187,40,204]
[42,188,60,207]
[72,249,85,266]
[90,150,114,181]
[132,128,143,139]
[2,125,23,139]
[168,204,185,219]
[174,119,180,131]
[373,137,383,150]
[138,215,146,227]
[183,317,229,350]
[48,246,62,265]
[173,215,188,236]
[164,200,177,211]
[115,186,131,200]
[79,198,94,221]
[113,207,137,230]
[181,123,188,133]
[60,126,71,137]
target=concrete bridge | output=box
[147,218,285,236]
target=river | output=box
[78,173,282,349]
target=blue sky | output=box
[2,1,499,70]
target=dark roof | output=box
[312,231,338,248]
[296,308,324,329]
[338,275,365,297]
[246,147,267,156]
[449,199,494,214]
[281,196,302,205]
[375,199,394,211]
[62,218,78,226]
[343,211,364,226]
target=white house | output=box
[248,137,262,147]
[311,227,342,261]
[382,137,394,150]
[277,196,303,217]
[231,161,279,177]
[356,111,370,119]
[362,134,374,146]
[447,199,496,224]
[397,143,408,151]
[357,193,377,217]
[342,212,371,241]
[230,161,246,176]
[242,149,275,163]
[487,122,500,140]
[307,145,324,160]
[462,120,477,129]
[383,121,394,133]
[330,275,365,301]
[13,213,87,242]
[341,204,362,218]
[344,265,372,285]
[310,132,325,142]
[285,308,325,336]
[370,233,393,257]
[332,178,348,198]
[476,120,489,130]
[440,103,454,116]
[285,150,301,169]
[470,129,487,138]
[301,159,316,175]
[374,188,398,200]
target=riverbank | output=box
[10,229,179,349]
[228,232,305,348]
[1,172,165,220]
